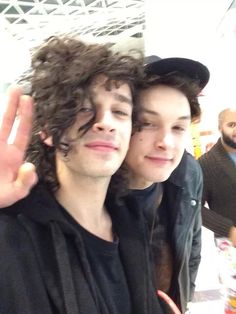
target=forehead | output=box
[138,84,191,117]
[90,75,132,99]
[222,110,236,123]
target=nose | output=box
[154,130,174,150]
[92,110,115,133]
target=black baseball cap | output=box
[144,55,210,90]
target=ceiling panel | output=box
[0,0,145,50]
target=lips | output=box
[85,141,118,152]
[146,156,172,164]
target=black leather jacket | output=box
[125,151,202,313]
[165,151,202,313]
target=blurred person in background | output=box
[199,108,236,246]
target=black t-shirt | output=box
[60,206,133,314]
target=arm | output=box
[199,155,234,238]
[201,205,234,237]
[0,85,37,207]
[0,217,51,313]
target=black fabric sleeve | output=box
[0,215,52,314]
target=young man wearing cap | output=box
[117,56,210,313]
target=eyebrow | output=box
[141,108,191,120]
[90,91,133,106]
[112,92,133,106]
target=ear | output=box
[39,130,53,147]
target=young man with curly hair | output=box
[0,37,172,314]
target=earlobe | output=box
[39,131,53,147]
[44,137,53,147]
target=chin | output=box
[150,167,175,182]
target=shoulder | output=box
[0,213,32,253]
[170,152,203,198]
[172,151,202,184]
[183,153,203,192]
[185,152,202,175]
[198,139,222,167]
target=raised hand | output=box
[0,85,37,207]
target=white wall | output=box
[144,0,236,136]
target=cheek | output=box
[174,146,185,165]
[130,132,145,144]
[128,135,149,162]
[120,122,132,140]
[128,135,144,154]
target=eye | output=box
[139,121,157,130]
[172,125,186,132]
[78,106,94,113]
[113,110,130,116]
[142,122,154,127]
[228,122,236,128]
[112,104,132,118]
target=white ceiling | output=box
[1,0,236,85]
[0,0,145,51]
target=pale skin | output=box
[0,85,37,207]
[125,85,191,189]
[229,227,236,247]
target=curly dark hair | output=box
[134,71,201,126]
[22,35,144,193]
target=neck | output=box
[128,174,154,190]
[55,172,113,241]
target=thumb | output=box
[157,290,181,314]
[15,162,38,192]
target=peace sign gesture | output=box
[0,85,37,207]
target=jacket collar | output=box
[167,150,188,188]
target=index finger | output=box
[0,85,22,142]
[13,95,33,153]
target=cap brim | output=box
[145,57,210,90]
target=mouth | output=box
[85,141,118,152]
[145,156,173,164]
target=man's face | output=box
[125,85,191,189]
[56,76,133,179]
[220,110,236,150]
